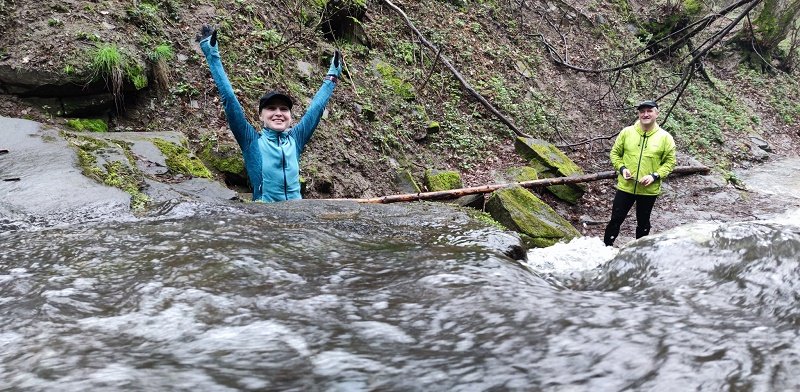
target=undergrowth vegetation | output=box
[2,0,799,198]
[89,44,148,103]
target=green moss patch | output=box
[514,137,583,176]
[505,166,539,182]
[376,61,416,101]
[486,186,579,248]
[151,138,212,178]
[67,133,149,210]
[424,169,463,191]
[199,137,245,175]
[469,210,506,231]
[66,118,108,133]
[102,161,150,209]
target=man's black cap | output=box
[636,100,658,110]
[259,91,293,111]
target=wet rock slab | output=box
[0,116,237,229]
[0,116,131,226]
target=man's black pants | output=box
[603,189,658,246]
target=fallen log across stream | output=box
[353,165,711,204]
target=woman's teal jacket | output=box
[201,38,335,202]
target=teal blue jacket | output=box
[201,39,335,202]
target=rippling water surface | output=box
[2,161,800,391]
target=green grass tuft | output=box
[150,44,174,62]
[91,44,124,101]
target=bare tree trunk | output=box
[351,165,710,204]
[740,0,800,68]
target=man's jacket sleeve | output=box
[656,133,677,178]
[200,38,256,148]
[290,79,336,154]
[609,129,626,172]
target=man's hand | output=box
[622,168,633,180]
[639,175,655,186]
[327,49,343,77]
[196,25,218,47]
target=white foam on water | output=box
[524,236,619,273]
[351,321,417,344]
[762,208,800,227]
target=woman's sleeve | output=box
[289,78,336,153]
[201,39,257,148]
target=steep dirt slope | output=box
[1,0,799,235]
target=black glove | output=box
[196,24,217,47]
[333,49,341,68]
[327,49,343,77]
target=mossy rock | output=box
[66,133,149,209]
[454,193,484,209]
[514,137,583,176]
[66,118,108,133]
[519,233,562,249]
[199,138,245,175]
[394,169,421,193]
[515,138,586,203]
[527,159,551,175]
[545,184,584,205]
[424,169,463,192]
[486,185,580,248]
[505,166,539,182]
[100,160,150,210]
[151,138,212,178]
[534,169,585,205]
[467,209,506,231]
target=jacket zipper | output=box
[280,133,288,200]
[633,133,648,195]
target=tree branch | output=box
[546,0,762,147]
[380,0,532,138]
[350,165,710,204]
[533,0,758,74]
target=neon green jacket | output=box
[610,120,676,196]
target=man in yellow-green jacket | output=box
[604,100,676,246]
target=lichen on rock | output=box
[151,138,212,178]
[486,185,580,248]
[514,137,586,204]
[424,169,463,192]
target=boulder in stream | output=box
[515,137,586,204]
[486,185,580,248]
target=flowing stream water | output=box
[1,160,800,391]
